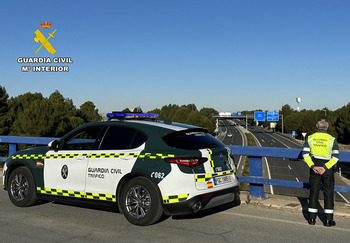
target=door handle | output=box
[75,155,86,160]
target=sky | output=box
[1,0,349,114]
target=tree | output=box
[161,104,179,120]
[11,98,53,136]
[0,86,9,135]
[7,90,92,137]
[199,107,218,117]
[122,108,131,113]
[0,86,9,155]
[79,101,101,123]
[185,110,202,126]
[48,90,78,136]
[173,106,191,123]
[7,92,45,136]
[281,104,294,117]
[334,103,350,144]
[284,112,302,135]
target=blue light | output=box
[107,113,160,119]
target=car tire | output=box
[120,177,163,226]
[8,167,38,207]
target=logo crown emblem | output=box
[40,21,52,29]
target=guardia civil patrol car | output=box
[3,112,240,226]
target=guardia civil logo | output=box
[17,21,73,73]
[34,21,56,55]
[61,165,68,179]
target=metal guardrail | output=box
[1,136,349,199]
[0,136,57,162]
[228,145,350,198]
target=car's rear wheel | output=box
[120,177,163,226]
[8,167,37,207]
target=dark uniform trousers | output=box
[309,158,335,220]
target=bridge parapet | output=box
[228,145,350,198]
[0,136,57,162]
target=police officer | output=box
[302,115,339,227]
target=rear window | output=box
[162,129,225,150]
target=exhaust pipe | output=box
[192,202,202,212]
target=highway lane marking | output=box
[274,132,303,147]
[296,177,299,182]
[250,132,274,195]
[288,165,292,170]
[234,122,246,170]
[266,133,291,148]
[220,211,350,232]
[336,192,350,203]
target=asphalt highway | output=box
[1,185,350,242]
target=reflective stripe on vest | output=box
[308,133,334,160]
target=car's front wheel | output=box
[7,167,38,207]
[120,177,163,226]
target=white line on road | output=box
[235,124,246,170]
[266,133,291,148]
[251,133,274,195]
[337,191,350,204]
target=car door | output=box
[43,125,105,197]
[85,125,147,201]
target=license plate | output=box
[213,175,231,185]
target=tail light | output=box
[164,157,208,167]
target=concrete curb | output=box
[240,191,350,218]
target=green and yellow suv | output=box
[3,113,240,226]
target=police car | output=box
[3,112,240,226]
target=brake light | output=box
[164,157,208,167]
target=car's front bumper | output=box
[162,185,240,216]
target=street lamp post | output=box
[281,114,284,134]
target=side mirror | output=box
[48,140,59,151]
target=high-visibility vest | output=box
[308,132,335,160]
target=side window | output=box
[99,126,147,150]
[61,126,105,150]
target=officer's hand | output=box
[318,167,326,175]
[313,167,320,174]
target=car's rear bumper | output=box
[162,186,240,215]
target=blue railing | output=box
[228,145,350,198]
[0,136,57,162]
[1,136,350,199]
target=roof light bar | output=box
[107,112,160,120]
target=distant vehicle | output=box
[227,133,233,137]
[3,112,240,226]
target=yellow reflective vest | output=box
[302,130,339,170]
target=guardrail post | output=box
[8,144,18,157]
[249,156,265,199]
